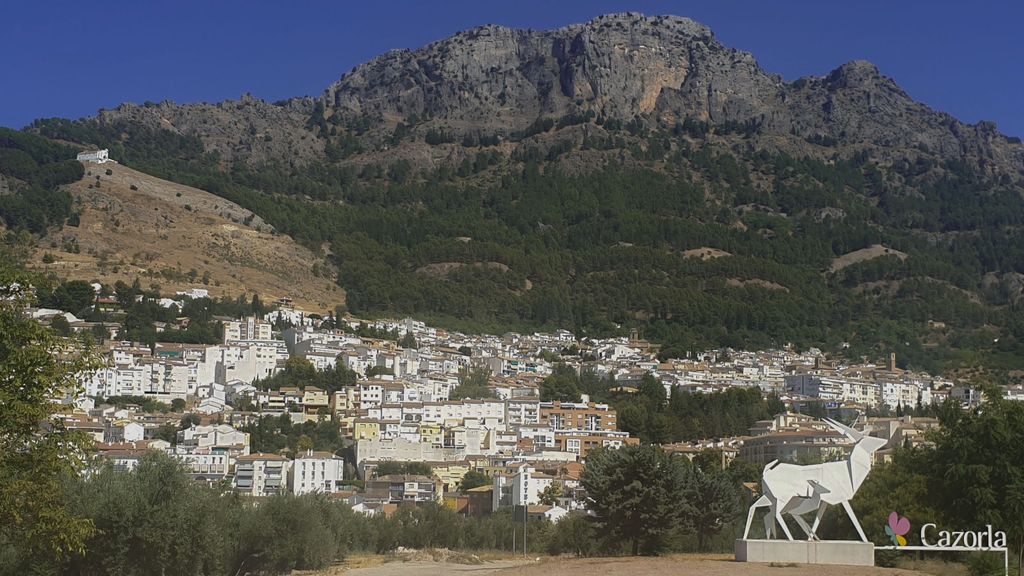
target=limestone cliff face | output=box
[323,14,780,129]
[91,13,1024,172]
[321,12,1021,170]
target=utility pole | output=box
[523,502,528,558]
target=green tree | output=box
[540,364,582,402]
[1006,478,1024,576]
[692,449,725,473]
[548,512,597,557]
[399,332,418,349]
[0,267,96,573]
[581,444,692,555]
[64,452,230,576]
[179,413,201,429]
[44,280,96,315]
[686,468,743,551]
[459,469,490,491]
[927,388,1024,574]
[49,314,71,336]
[538,483,563,506]
[366,365,392,378]
[450,366,494,400]
[232,494,346,573]
[375,462,432,477]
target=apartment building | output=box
[290,450,346,495]
[223,317,272,343]
[233,453,290,497]
[364,474,441,503]
[540,401,618,432]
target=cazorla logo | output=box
[885,512,910,546]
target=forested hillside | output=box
[12,13,1024,378]
[0,128,83,233]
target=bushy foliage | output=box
[0,264,97,574]
[242,414,345,455]
[373,461,432,477]
[20,451,586,574]
[613,380,784,444]
[449,366,495,400]
[255,357,358,395]
[0,128,82,233]
[581,443,743,555]
[540,363,583,402]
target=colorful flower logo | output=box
[886,511,910,546]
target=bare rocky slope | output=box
[33,162,342,310]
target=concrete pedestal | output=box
[735,539,875,566]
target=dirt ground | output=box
[314,553,939,576]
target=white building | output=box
[216,343,282,384]
[178,424,250,455]
[878,380,922,411]
[492,463,554,511]
[168,445,232,479]
[785,374,844,402]
[104,421,144,444]
[82,357,189,402]
[290,451,346,495]
[76,149,110,163]
[176,288,209,299]
[234,453,290,497]
[224,317,273,343]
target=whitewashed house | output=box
[76,149,110,163]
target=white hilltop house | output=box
[76,149,111,164]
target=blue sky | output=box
[3,1,1021,136]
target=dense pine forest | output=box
[12,114,1024,379]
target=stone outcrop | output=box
[94,94,321,165]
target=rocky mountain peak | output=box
[824,60,890,89]
[81,13,1023,173]
[321,11,768,132]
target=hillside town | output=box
[28,287,997,521]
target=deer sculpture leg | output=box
[809,501,828,540]
[775,505,795,540]
[841,500,868,542]
[789,512,811,540]
[744,495,770,539]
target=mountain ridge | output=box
[70,13,1023,175]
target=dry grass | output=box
[829,244,907,273]
[34,163,343,311]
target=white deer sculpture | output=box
[742,417,888,542]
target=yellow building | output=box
[331,388,358,416]
[429,461,470,493]
[353,419,380,441]
[418,422,443,446]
